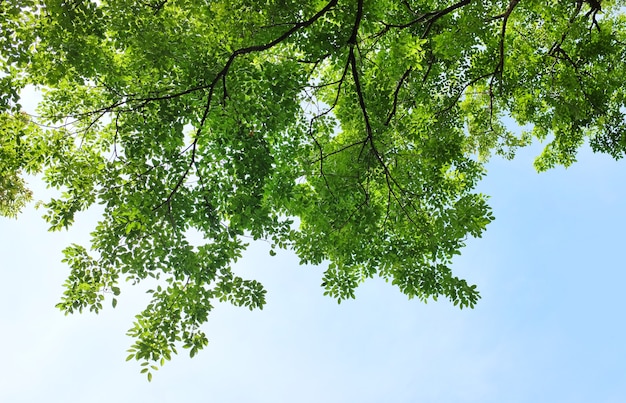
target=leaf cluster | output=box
[1,0,624,377]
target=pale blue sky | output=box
[1,96,625,401]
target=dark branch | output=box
[492,0,521,79]
[385,67,413,126]
[421,0,471,39]
[375,0,472,40]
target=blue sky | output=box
[1,98,625,401]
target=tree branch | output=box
[492,0,521,79]
[385,67,413,126]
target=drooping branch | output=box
[147,0,341,208]
[492,0,521,79]
[385,67,413,126]
[347,1,425,230]
[549,46,605,114]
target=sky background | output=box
[0,92,625,402]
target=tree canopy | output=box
[1,0,625,377]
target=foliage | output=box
[1,0,624,377]
[0,111,41,217]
